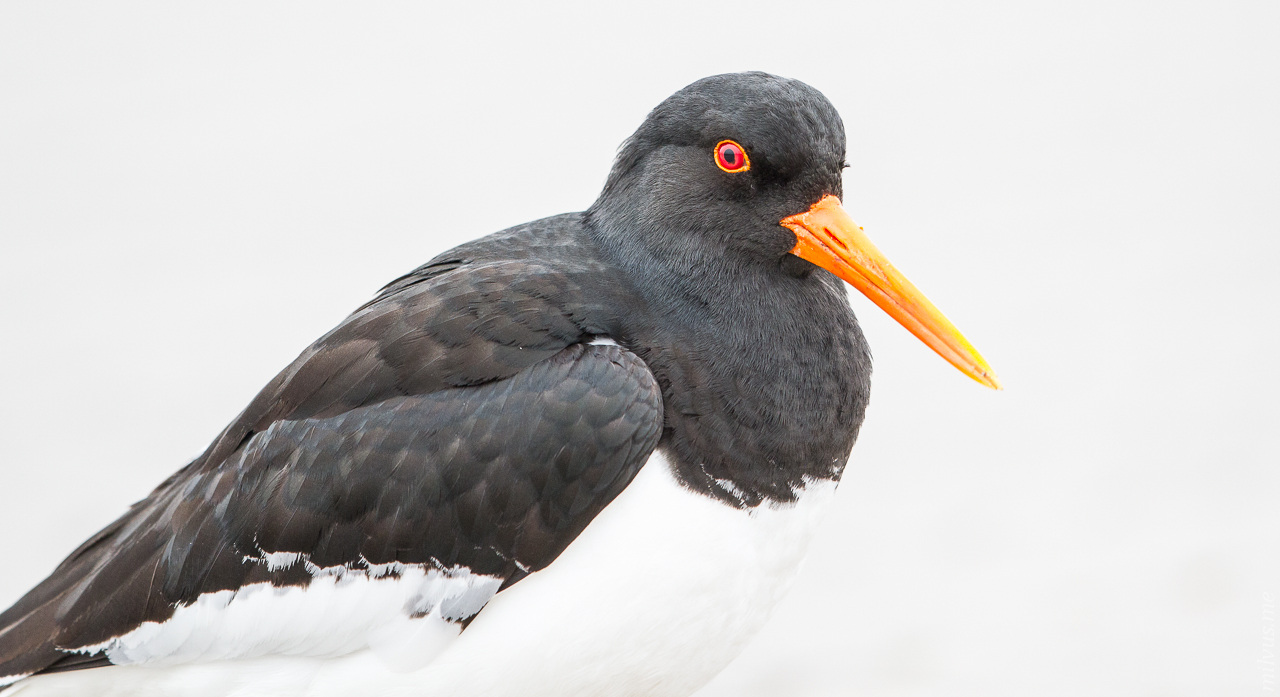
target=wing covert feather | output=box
[0,214,657,681]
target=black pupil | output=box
[722,146,739,166]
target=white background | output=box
[1,2,1277,695]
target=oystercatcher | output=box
[0,72,999,697]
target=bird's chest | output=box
[403,451,841,697]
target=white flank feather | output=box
[14,454,839,697]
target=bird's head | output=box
[588,72,1000,389]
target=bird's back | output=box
[0,214,667,693]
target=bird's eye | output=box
[714,140,750,174]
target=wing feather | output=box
[0,344,659,678]
[0,216,655,682]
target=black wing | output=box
[0,215,660,680]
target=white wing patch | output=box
[0,672,30,689]
[65,560,502,672]
[255,551,302,572]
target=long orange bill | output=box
[781,195,1002,389]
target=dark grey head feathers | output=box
[589,72,847,269]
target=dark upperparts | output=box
[203,207,870,509]
[194,71,871,507]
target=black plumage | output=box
[0,72,887,688]
[0,218,665,678]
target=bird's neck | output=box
[582,214,873,508]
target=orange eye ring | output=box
[714,140,750,173]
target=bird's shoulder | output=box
[198,211,635,471]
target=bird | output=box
[0,72,1000,697]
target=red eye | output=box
[714,140,750,173]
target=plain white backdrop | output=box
[1,2,1277,695]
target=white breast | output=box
[7,454,840,697]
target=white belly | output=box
[7,454,840,697]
